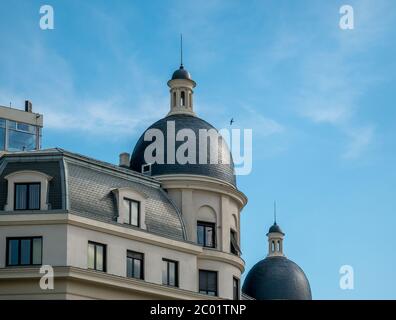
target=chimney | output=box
[25,100,33,113]
[119,152,130,168]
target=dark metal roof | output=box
[268,223,284,235]
[130,114,236,187]
[0,149,187,241]
[171,65,192,80]
[242,256,312,300]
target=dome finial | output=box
[180,33,183,68]
[274,200,277,225]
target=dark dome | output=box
[242,256,312,300]
[268,223,284,234]
[171,66,192,80]
[130,114,236,186]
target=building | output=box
[0,64,248,299]
[0,101,43,154]
[242,221,312,300]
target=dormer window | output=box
[230,229,241,256]
[124,198,140,227]
[15,183,41,210]
[111,188,147,230]
[4,171,52,211]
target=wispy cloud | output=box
[272,0,393,159]
[0,4,169,141]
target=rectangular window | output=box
[162,259,178,287]
[8,120,37,151]
[14,183,40,210]
[0,118,5,151]
[197,221,215,248]
[6,237,42,266]
[88,241,106,272]
[199,270,218,296]
[124,198,140,227]
[233,277,240,300]
[230,229,240,255]
[126,251,144,280]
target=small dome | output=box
[171,65,192,80]
[242,256,312,300]
[268,223,284,235]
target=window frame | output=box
[0,118,5,151]
[6,236,43,266]
[233,276,240,300]
[199,269,218,296]
[14,182,41,211]
[126,250,144,280]
[124,197,140,227]
[87,241,107,272]
[197,221,216,248]
[162,258,179,287]
[230,229,240,256]
[141,163,152,175]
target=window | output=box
[162,259,178,287]
[6,237,42,266]
[180,91,185,106]
[199,270,217,296]
[141,163,151,175]
[0,118,5,151]
[88,241,106,272]
[14,183,40,210]
[197,221,215,248]
[230,229,240,255]
[127,251,144,280]
[233,277,240,300]
[8,120,37,151]
[173,92,176,107]
[124,198,140,227]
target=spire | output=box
[180,34,183,68]
[274,200,277,224]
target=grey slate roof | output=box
[130,114,236,186]
[0,148,186,241]
[242,256,312,300]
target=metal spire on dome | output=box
[274,201,277,225]
[180,33,183,68]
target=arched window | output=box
[180,91,185,107]
[277,241,280,252]
[173,92,176,107]
[271,241,275,252]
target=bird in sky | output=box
[230,118,234,126]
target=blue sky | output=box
[1,0,395,299]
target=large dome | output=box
[130,114,236,186]
[242,256,312,300]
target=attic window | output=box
[111,188,147,230]
[4,170,52,211]
[142,163,151,175]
